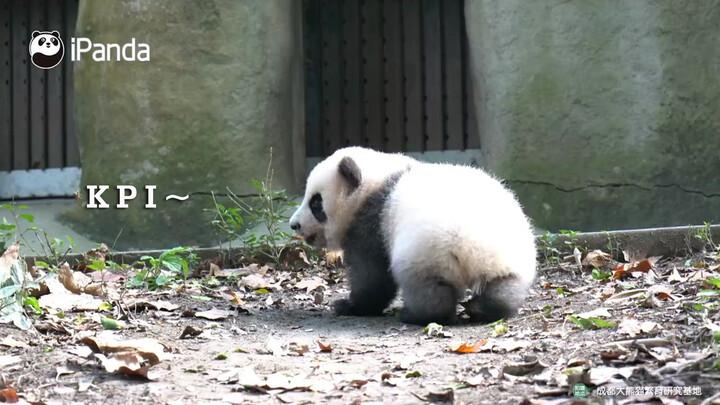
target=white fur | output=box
[383,163,536,291]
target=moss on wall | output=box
[466,0,719,231]
[65,0,304,249]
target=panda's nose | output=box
[290,222,301,231]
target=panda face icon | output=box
[29,30,64,69]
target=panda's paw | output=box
[333,298,386,316]
[399,307,457,326]
[332,298,355,316]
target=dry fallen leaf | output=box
[289,342,310,356]
[573,247,582,267]
[94,352,156,380]
[80,336,171,365]
[83,244,109,263]
[179,325,203,339]
[612,257,660,279]
[195,308,232,321]
[38,278,105,311]
[0,354,21,369]
[126,300,179,312]
[280,247,312,269]
[449,340,487,353]
[0,336,28,349]
[211,265,249,278]
[241,274,270,290]
[502,356,545,377]
[618,318,660,337]
[668,267,686,283]
[582,250,612,268]
[295,277,327,293]
[479,338,531,353]
[317,340,333,352]
[0,388,19,403]
[58,263,89,294]
[0,242,20,283]
[604,289,648,303]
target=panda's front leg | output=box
[333,252,397,316]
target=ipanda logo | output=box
[29,30,150,69]
[29,30,64,69]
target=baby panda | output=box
[289,147,536,325]
[29,31,64,70]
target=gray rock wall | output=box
[66,0,304,249]
[466,0,720,231]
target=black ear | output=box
[338,156,361,192]
[51,31,60,38]
[32,30,41,39]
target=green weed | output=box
[539,232,561,264]
[694,221,718,252]
[127,246,198,290]
[210,149,298,264]
[1,203,75,266]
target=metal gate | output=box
[0,0,79,172]
[303,0,480,157]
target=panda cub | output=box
[289,147,536,325]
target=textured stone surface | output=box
[466,0,720,231]
[67,0,305,249]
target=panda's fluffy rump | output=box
[382,163,536,291]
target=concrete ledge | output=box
[0,168,81,199]
[22,224,719,267]
[548,224,720,260]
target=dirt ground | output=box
[1,248,719,405]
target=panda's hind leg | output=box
[464,276,528,323]
[398,275,459,326]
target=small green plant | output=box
[556,287,572,296]
[0,217,16,252]
[490,319,508,336]
[542,304,553,318]
[591,268,612,280]
[601,230,617,257]
[567,315,615,330]
[127,246,197,290]
[539,232,561,264]
[559,229,587,253]
[210,149,298,264]
[694,222,718,252]
[1,203,75,266]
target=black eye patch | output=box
[39,38,46,45]
[309,193,327,223]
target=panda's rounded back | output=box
[382,163,537,287]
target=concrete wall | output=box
[466,0,720,231]
[65,0,304,249]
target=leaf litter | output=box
[0,244,719,403]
